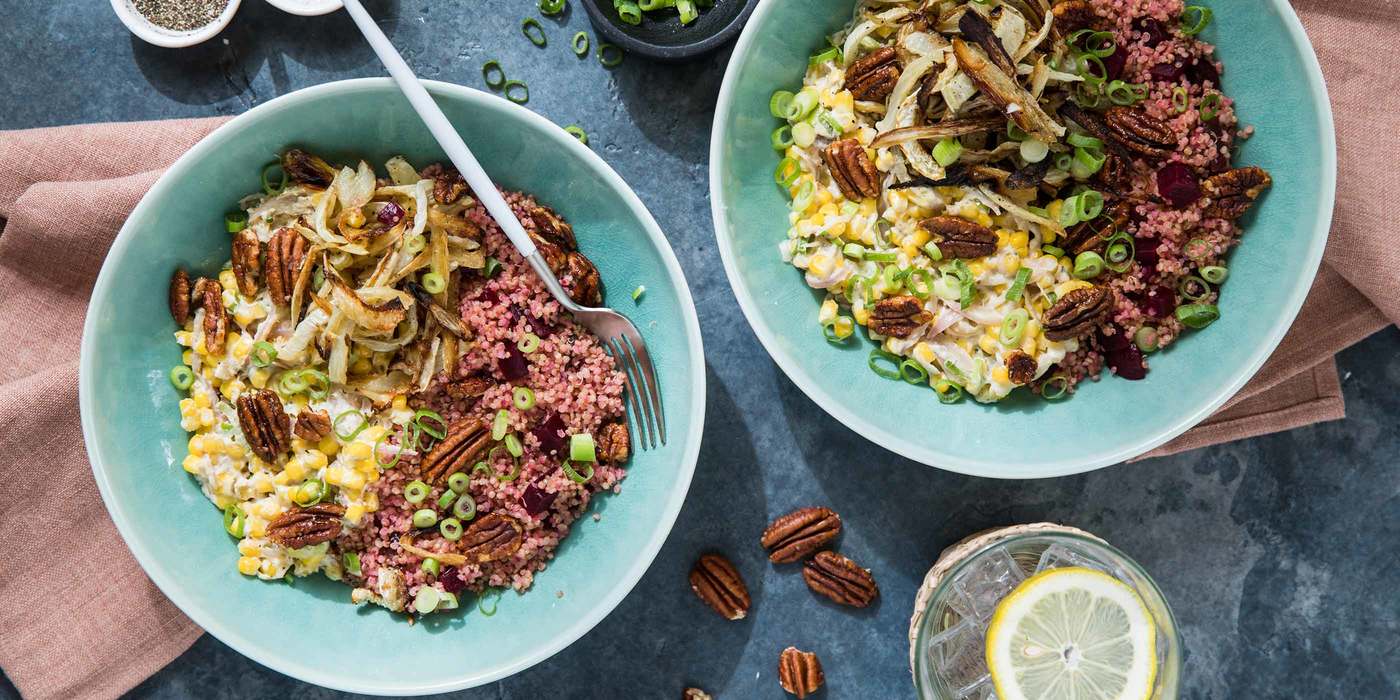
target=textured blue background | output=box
[2,0,1397,697]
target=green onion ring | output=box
[513,386,536,411]
[343,551,361,576]
[436,489,456,509]
[539,0,565,14]
[503,80,529,104]
[1073,251,1106,280]
[571,32,589,56]
[225,211,248,233]
[771,124,794,151]
[1105,239,1135,273]
[773,157,801,188]
[1042,244,1065,258]
[517,332,542,354]
[1077,190,1105,220]
[562,459,594,484]
[333,410,367,441]
[260,162,287,195]
[1040,375,1070,400]
[899,359,928,385]
[374,430,403,469]
[504,433,523,458]
[478,589,501,616]
[403,480,429,504]
[868,349,903,380]
[1200,265,1229,285]
[292,478,324,507]
[1000,309,1030,347]
[521,18,547,47]
[1199,93,1222,122]
[492,409,510,441]
[452,493,477,520]
[447,472,470,494]
[1179,274,1211,302]
[1172,86,1190,114]
[420,271,446,294]
[809,47,840,66]
[170,366,195,391]
[1180,5,1212,36]
[906,269,934,300]
[1176,303,1220,329]
[439,517,464,541]
[564,125,588,144]
[934,381,964,404]
[250,341,277,368]
[411,508,437,529]
[1067,133,1103,150]
[279,371,309,395]
[769,90,795,119]
[299,369,330,400]
[1184,237,1213,261]
[482,60,507,89]
[1006,267,1032,302]
[597,43,624,68]
[1134,326,1160,353]
[615,1,642,25]
[412,409,447,440]
[223,504,245,538]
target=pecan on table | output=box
[459,512,523,563]
[868,295,934,339]
[420,163,468,204]
[564,252,603,307]
[264,227,309,308]
[193,277,228,354]
[689,552,751,621]
[293,409,332,442]
[268,503,345,549]
[1051,0,1105,37]
[802,551,879,608]
[1043,286,1113,341]
[1105,107,1177,159]
[236,389,292,463]
[822,139,880,201]
[844,46,901,102]
[682,689,713,700]
[527,203,578,251]
[597,420,630,464]
[1202,166,1272,220]
[761,507,842,563]
[169,269,191,326]
[230,228,261,297]
[1006,351,1039,385]
[920,216,997,259]
[778,647,825,699]
[1062,199,1130,255]
[281,149,337,189]
[420,419,492,486]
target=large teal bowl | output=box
[710,0,1333,478]
[79,79,705,694]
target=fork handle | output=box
[341,0,538,260]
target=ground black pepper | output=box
[131,0,229,32]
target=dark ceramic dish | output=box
[581,0,759,60]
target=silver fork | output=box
[340,0,665,448]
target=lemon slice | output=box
[985,566,1157,700]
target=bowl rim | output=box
[110,0,243,48]
[79,77,707,695]
[580,0,760,60]
[707,0,1336,478]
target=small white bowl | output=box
[111,0,242,48]
[263,0,341,16]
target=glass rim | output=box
[911,530,1184,698]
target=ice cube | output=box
[927,618,990,696]
[948,546,1025,623]
[960,677,999,700]
[1034,543,1128,581]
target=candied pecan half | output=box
[844,46,901,102]
[597,420,630,464]
[420,419,492,486]
[527,203,578,251]
[1062,199,1130,255]
[1094,152,1132,194]
[265,227,309,307]
[420,163,468,204]
[459,512,523,563]
[169,269,191,326]
[822,139,880,201]
[689,553,751,621]
[1105,107,1177,159]
[1051,0,1105,37]
[1202,166,1272,220]
[920,216,997,258]
[1006,351,1039,385]
[529,231,568,275]
[778,647,825,699]
[682,689,713,700]
[445,374,495,401]
[564,252,603,307]
[281,149,337,189]
[761,507,842,563]
[194,277,228,354]
[802,551,878,608]
[268,503,345,549]
[236,389,292,463]
[230,228,261,297]
[294,409,332,442]
[869,295,934,339]
[1044,286,1113,341]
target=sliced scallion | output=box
[521,17,547,47]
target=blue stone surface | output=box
[2,1,1396,697]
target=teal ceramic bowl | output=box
[79,79,705,694]
[710,0,1334,478]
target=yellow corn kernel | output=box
[318,436,340,456]
[908,226,931,249]
[996,229,1012,246]
[290,394,308,408]
[1059,256,1074,271]
[323,465,349,487]
[304,450,328,470]
[249,367,271,389]
[188,435,206,455]
[902,243,921,260]
[968,261,987,277]
[819,298,838,325]
[252,472,273,493]
[992,366,1010,384]
[1010,230,1029,251]
[274,469,296,486]
[220,379,245,402]
[181,350,194,367]
[362,425,387,442]
[1042,228,1057,244]
[247,519,267,537]
[175,330,193,346]
[913,342,935,364]
[834,91,854,111]
[1022,335,1038,356]
[345,504,367,525]
[1027,319,1042,339]
[391,395,409,411]
[238,540,260,556]
[237,556,261,576]
[259,560,280,578]
[807,254,833,278]
[1000,255,1021,276]
[255,501,281,519]
[283,458,307,482]
[231,336,252,360]
[199,408,217,429]
[816,189,834,206]
[182,455,201,474]
[343,441,373,461]
[978,334,999,355]
[854,307,870,326]
[827,221,848,238]
[179,397,195,414]
[857,126,876,146]
[341,471,367,493]
[193,392,212,409]
[350,357,373,375]
[818,202,839,217]
[1047,199,1064,224]
[1055,280,1095,298]
[218,269,238,293]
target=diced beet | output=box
[439,567,466,594]
[524,310,555,338]
[1149,62,1186,83]
[1156,163,1201,208]
[1135,240,1161,267]
[1102,50,1126,81]
[1099,327,1133,351]
[497,345,529,381]
[1186,58,1219,86]
[479,288,501,305]
[1134,17,1169,47]
[532,412,567,455]
[377,201,405,226]
[1106,344,1149,380]
[520,483,557,516]
[1144,285,1177,318]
